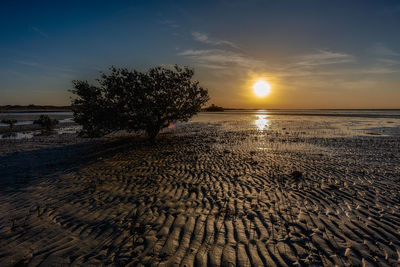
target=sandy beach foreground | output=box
[0,121,399,266]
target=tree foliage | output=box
[71,65,209,139]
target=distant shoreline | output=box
[222,108,400,111]
[1,105,400,113]
[0,105,72,113]
[0,110,72,113]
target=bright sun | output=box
[253,80,271,97]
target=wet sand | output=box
[0,122,400,266]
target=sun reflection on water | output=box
[255,115,270,130]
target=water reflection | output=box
[0,118,74,127]
[0,132,34,139]
[0,126,81,140]
[255,115,270,130]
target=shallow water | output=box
[0,132,34,139]
[191,110,400,137]
[0,112,72,116]
[0,126,82,140]
[2,110,400,139]
[0,112,73,127]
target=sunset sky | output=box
[1,0,400,108]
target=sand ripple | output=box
[1,123,400,266]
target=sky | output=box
[1,0,400,108]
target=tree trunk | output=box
[147,126,160,142]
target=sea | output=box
[1,110,400,138]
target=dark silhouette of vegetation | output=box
[1,132,17,138]
[204,104,224,112]
[1,119,17,129]
[34,115,58,132]
[0,105,71,112]
[71,65,209,140]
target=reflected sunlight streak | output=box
[255,115,270,130]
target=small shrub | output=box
[1,119,17,129]
[2,132,17,138]
[204,104,224,112]
[33,115,58,132]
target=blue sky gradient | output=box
[1,0,400,108]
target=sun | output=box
[253,80,271,97]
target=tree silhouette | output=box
[1,119,17,129]
[204,104,224,112]
[71,65,209,140]
[33,115,58,132]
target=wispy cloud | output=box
[192,32,240,49]
[15,60,75,74]
[359,57,400,75]
[15,61,41,67]
[294,50,354,67]
[180,30,400,83]
[31,26,48,38]
[368,43,399,57]
[376,58,400,66]
[178,49,262,70]
[179,47,400,78]
[160,20,179,28]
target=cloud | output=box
[179,47,400,79]
[178,49,263,70]
[160,20,179,28]
[360,67,399,75]
[32,26,48,38]
[180,29,399,81]
[15,61,41,67]
[368,43,399,57]
[15,60,75,74]
[359,58,400,75]
[192,32,240,49]
[179,31,256,73]
[376,58,400,66]
[294,50,355,67]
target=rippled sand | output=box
[0,120,400,266]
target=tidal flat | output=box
[1,111,400,266]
